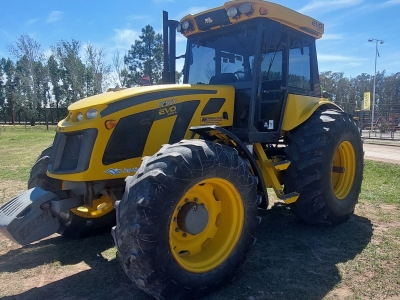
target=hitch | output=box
[0,187,83,245]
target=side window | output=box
[288,40,311,90]
[188,45,215,84]
[261,50,283,80]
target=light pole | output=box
[368,38,384,133]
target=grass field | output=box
[0,125,399,299]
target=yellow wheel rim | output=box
[331,141,356,200]
[71,194,114,218]
[169,178,244,273]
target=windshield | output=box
[186,25,258,85]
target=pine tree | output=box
[124,25,163,86]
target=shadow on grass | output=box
[1,203,372,300]
[206,203,373,300]
[0,234,152,300]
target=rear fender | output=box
[282,94,341,131]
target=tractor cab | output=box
[175,1,323,143]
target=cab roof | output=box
[178,0,324,39]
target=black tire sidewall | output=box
[116,141,258,298]
[284,109,364,225]
[319,115,363,217]
[153,172,255,287]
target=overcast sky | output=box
[1,0,399,78]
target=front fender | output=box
[190,125,268,208]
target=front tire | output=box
[283,109,363,225]
[28,146,116,238]
[113,140,258,299]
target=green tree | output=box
[0,59,4,106]
[0,58,6,122]
[124,25,163,86]
[7,35,46,125]
[320,71,354,112]
[112,49,128,87]
[47,55,63,121]
[2,58,23,124]
[175,70,183,84]
[52,39,86,105]
[84,44,112,96]
[352,73,373,110]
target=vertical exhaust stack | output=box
[162,11,170,84]
[162,11,179,84]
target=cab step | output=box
[278,192,299,204]
[273,160,291,171]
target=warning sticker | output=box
[201,117,223,125]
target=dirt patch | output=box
[0,200,398,300]
[363,143,400,164]
[0,180,26,205]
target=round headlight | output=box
[239,3,252,14]
[227,7,238,18]
[86,108,98,119]
[176,23,182,32]
[182,21,190,30]
[77,112,83,122]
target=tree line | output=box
[320,71,400,120]
[0,24,399,125]
[1,36,112,125]
[0,25,166,125]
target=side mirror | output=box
[322,91,331,99]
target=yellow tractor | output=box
[0,1,363,299]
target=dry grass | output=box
[0,125,56,205]
[0,126,399,299]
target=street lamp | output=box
[368,38,384,133]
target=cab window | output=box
[288,40,311,90]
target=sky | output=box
[1,0,399,79]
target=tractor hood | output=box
[57,84,235,133]
[68,84,196,111]
[51,83,235,182]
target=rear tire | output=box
[28,146,116,238]
[283,109,363,225]
[113,140,258,299]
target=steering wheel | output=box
[234,71,246,81]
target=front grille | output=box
[49,128,98,174]
[59,133,83,171]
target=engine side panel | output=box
[48,85,234,181]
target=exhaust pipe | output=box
[162,11,179,84]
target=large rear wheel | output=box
[283,109,363,225]
[112,140,259,299]
[28,146,116,238]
